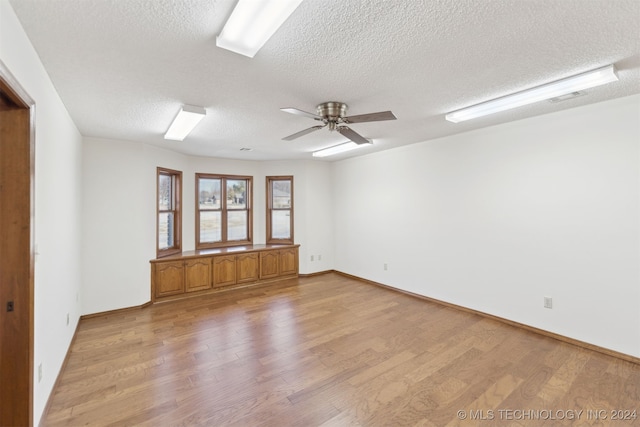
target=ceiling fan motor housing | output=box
[317,102,347,131]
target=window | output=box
[157,167,182,257]
[266,176,293,244]
[196,174,252,248]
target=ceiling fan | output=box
[281,102,396,145]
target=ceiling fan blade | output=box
[344,110,397,123]
[282,125,325,141]
[280,107,322,120]
[337,126,370,145]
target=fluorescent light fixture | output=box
[164,105,206,141]
[216,0,304,58]
[312,140,372,158]
[445,65,618,123]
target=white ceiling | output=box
[8,0,640,161]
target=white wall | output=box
[82,140,179,313]
[333,94,640,358]
[81,140,334,314]
[1,0,84,423]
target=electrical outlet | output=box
[38,363,42,383]
[384,263,388,271]
[544,296,553,309]
[310,255,314,261]
[66,313,70,326]
[318,254,322,261]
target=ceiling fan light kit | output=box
[445,64,619,123]
[216,0,304,58]
[164,105,206,141]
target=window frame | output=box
[266,175,294,245]
[196,173,253,249]
[156,167,182,258]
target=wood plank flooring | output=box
[42,273,640,426]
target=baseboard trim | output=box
[80,301,152,320]
[38,320,81,427]
[299,270,335,278]
[330,271,640,365]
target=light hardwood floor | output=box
[43,273,639,426]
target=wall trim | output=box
[331,271,640,365]
[299,270,335,278]
[80,301,152,320]
[38,320,80,427]
[0,58,36,427]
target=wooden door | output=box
[280,248,298,276]
[185,258,211,292]
[0,64,35,426]
[154,261,184,298]
[213,255,236,288]
[260,250,279,279]
[236,252,258,284]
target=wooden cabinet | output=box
[213,255,236,288]
[154,258,211,298]
[237,252,258,284]
[280,247,298,276]
[260,250,280,279]
[154,261,184,297]
[185,258,211,293]
[260,248,299,279]
[151,244,299,302]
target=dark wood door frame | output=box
[0,59,35,427]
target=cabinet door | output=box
[154,261,184,298]
[236,252,258,284]
[213,255,236,288]
[260,250,280,279]
[280,248,298,276]
[185,258,211,292]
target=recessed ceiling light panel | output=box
[312,140,372,158]
[445,65,618,123]
[217,0,304,58]
[164,105,206,141]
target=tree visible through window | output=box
[267,176,293,244]
[157,167,182,257]
[196,174,252,249]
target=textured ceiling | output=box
[8,0,640,161]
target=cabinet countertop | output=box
[151,244,299,263]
